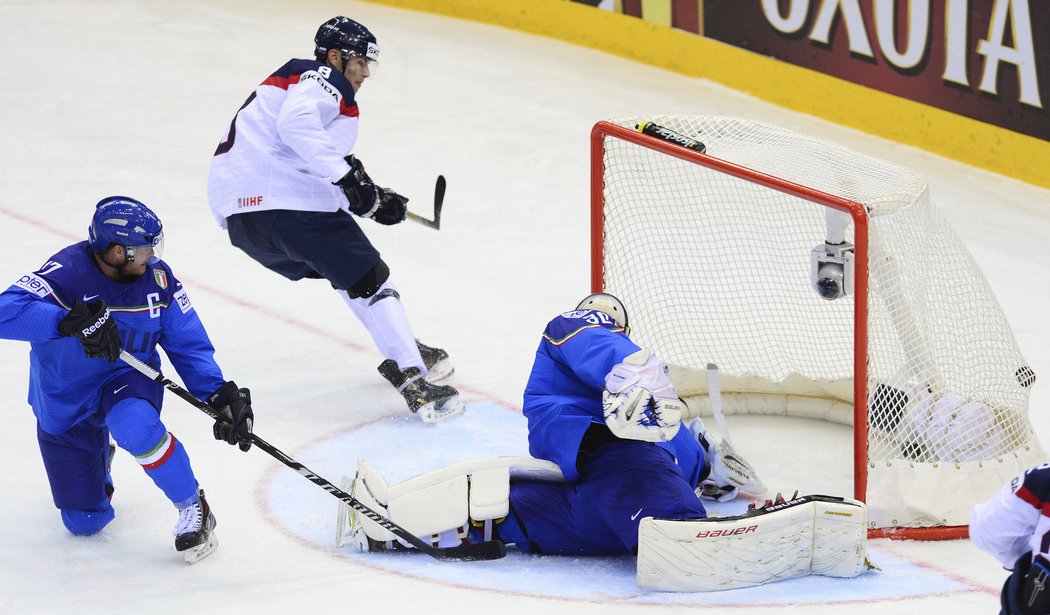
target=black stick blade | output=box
[432,175,445,230]
[430,539,507,562]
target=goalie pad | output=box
[335,456,564,550]
[636,495,868,591]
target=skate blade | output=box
[424,359,454,383]
[182,532,219,564]
[417,397,466,424]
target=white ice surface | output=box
[0,1,1047,614]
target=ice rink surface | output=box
[0,1,1047,613]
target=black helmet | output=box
[314,16,379,64]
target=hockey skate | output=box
[378,359,465,423]
[174,489,218,564]
[417,340,454,383]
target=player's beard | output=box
[114,261,147,283]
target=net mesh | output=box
[597,116,1042,530]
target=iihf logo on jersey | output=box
[237,195,265,208]
[154,269,168,289]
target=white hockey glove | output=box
[689,418,766,501]
[602,348,683,442]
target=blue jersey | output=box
[522,309,704,483]
[0,241,225,434]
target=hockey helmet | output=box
[88,196,164,264]
[314,17,379,64]
[576,292,629,333]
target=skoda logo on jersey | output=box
[154,269,168,289]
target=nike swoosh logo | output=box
[113,384,130,395]
[631,507,644,521]
[83,294,100,302]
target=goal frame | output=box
[590,120,966,540]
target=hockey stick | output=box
[706,363,735,448]
[705,363,766,495]
[405,175,445,230]
[118,350,505,562]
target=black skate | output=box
[378,359,465,423]
[416,340,454,383]
[174,489,218,564]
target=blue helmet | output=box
[88,196,164,264]
[314,16,379,64]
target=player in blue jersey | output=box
[973,463,1050,615]
[0,196,254,563]
[346,293,759,557]
[207,16,462,424]
[494,293,714,554]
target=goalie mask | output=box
[577,292,629,334]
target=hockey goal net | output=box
[591,116,1043,539]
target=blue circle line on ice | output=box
[258,402,992,607]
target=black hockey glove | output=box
[335,155,380,217]
[372,188,408,225]
[207,381,254,452]
[58,299,122,363]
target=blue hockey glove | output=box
[1021,555,1050,614]
[372,188,408,225]
[58,299,122,363]
[207,381,254,452]
[335,155,380,217]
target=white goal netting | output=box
[595,115,1043,534]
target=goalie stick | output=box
[704,363,767,495]
[118,350,505,562]
[405,175,445,230]
[706,363,735,448]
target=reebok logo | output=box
[80,309,111,337]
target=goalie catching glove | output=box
[688,417,767,501]
[335,155,408,225]
[602,348,683,442]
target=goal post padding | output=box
[590,116,1043,539]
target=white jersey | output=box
[207,59,359,228]
[971,462,1050,569]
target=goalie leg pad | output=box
[636,495,867,591]
[337,457,564,550]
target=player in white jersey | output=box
[206,16,463,424]
[972,463,1050,614]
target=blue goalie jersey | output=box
[0,241,225,434]
[522,308,705,483]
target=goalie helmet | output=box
[314,16,379,64]
[88,196,164,264]
[576,292,629,333]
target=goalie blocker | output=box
[637,494,868,591]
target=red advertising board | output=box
[702,0,1048,141]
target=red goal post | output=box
[590,118,1042,540]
